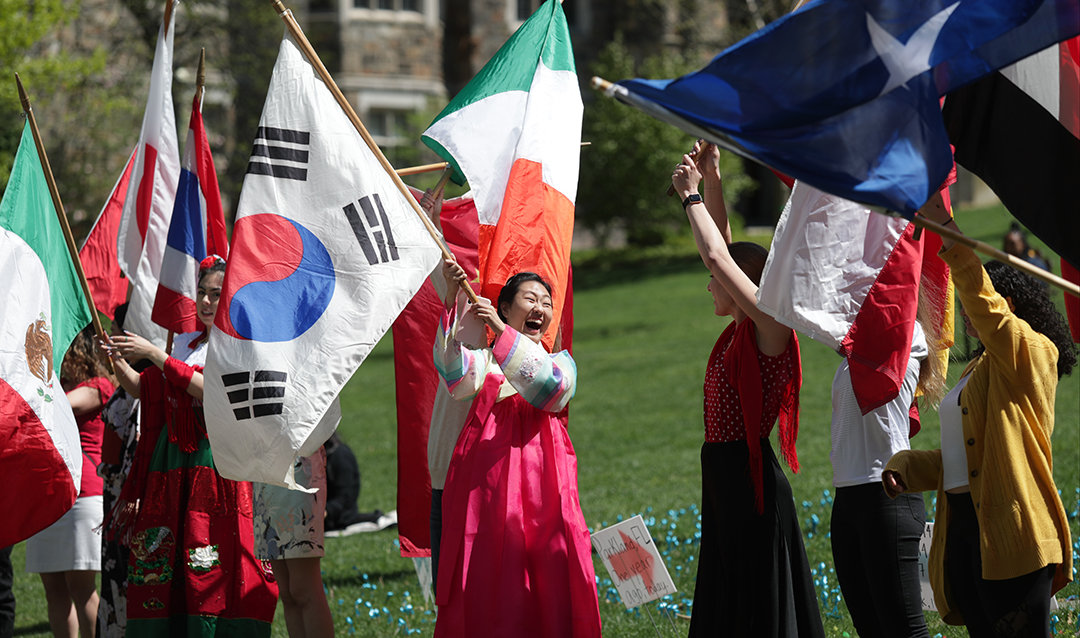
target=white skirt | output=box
[25,495,103,573]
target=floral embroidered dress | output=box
[433,307,601,638]
[121,332,277,637]
[98,386,140,637]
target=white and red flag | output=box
[116,4,179,346]
[203,33,441,488]
[151,93,229,333]
[421,0,581,352]
[758,181,951,416]
[79,148,136,321]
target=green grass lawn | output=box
[9,202,1078,637]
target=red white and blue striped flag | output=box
[152,94,229,333]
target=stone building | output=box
[294,0,732,160]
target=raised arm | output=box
[433,301,495,403]
[692,140,731,245]
[672,155,790,356]
[107,331,205,400]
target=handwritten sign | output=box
[591,515,677,609]
[918,522,936,611]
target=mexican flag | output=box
[0,121,92,546]
[422,0,582,351]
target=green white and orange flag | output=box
[422,0,582,351]
[0,121,92,546]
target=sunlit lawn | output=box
[9,201,1078,637]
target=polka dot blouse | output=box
[703,326,796,443]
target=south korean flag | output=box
[204,31,442,489]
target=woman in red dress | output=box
[104,257,277,637]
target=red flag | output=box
[394,191,479,557]
[79,149,137,320]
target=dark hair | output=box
[113,302,129,331]
[980,260,1076,378]
[61,325,112,385]
[496,272,552,323]
[198,260,226,286]
[729,242,769,286]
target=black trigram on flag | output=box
[247,127,310,181]
[343,194,400,265]
[221,370,287,420]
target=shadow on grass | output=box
[324,568,417,589]
[15,623,50,636]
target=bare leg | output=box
[271,558,333,638]
[40,572,77,638]
[65,571,98,638]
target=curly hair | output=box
[979,260,1076,379]
[61,325,113,385]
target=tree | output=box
[0,0,150,239]
[578,36,753,247]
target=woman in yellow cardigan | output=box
[882,193,1075,637]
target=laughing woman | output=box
[433,260,601,638]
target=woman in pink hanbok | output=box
[433,260,601,638]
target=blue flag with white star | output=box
[610,0,1079,215]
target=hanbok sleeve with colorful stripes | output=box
[491,326,577,413]
[433,305,498,402]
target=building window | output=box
[354,0,421,11]
[366,109,410,147]
[513,0,578,28]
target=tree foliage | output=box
[578,36,753,247]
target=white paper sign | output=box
[591,515,677,609]
[918,522,936,611]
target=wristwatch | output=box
[682,193,703,209]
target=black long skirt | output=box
[689,439,825,638]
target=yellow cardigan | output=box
[884,243,1072,625]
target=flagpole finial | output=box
[195,48,206,106]
[590,76,612,92]
[271,0,289,17]
[162,0,174,37]
[15,73,31,114]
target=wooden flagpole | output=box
[913,216,1079,298]
[163,0,174,37]
[590,76,1078,299]
[396,161,449,177]
[16,73,114,372]
[270,0,478,303]
[396,142,587,178]
[433,165,453,196]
